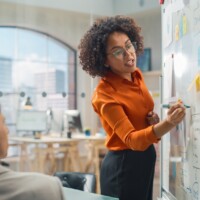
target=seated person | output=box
[0,114,65,200]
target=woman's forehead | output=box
[107,32,130,47]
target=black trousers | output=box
[100,145,156,200]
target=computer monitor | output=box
[16,110,47,133]
[63,110,83,133]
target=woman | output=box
[78,15,185,200]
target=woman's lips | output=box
[125,59,134,67]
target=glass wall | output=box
[0,27,76,134]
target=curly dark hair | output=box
[78,15,144,78]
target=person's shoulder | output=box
[0,165,11,175]
[95,78,116,94]
[92,79,116,105]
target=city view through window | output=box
[0,27,76,134]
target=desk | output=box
[63,187,119,200]
[9,136,83,174]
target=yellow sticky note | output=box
[183,15,187,35]
[175,24,179,41]
[196,75,200,92]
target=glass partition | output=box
[0,27,76,134]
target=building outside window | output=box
[0,27,76,134]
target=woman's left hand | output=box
[146,111,160,125]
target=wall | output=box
[132,8,162,71]
[3,0,160,16]
[114,0,159,15]
[3,0,115,16]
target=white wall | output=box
[2,0,115,16]
[2,0,160,16]
[132,8,162,70]
[114,0,159,15]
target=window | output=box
[0,27,76,133]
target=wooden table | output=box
[9,136,83,174]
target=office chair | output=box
[54,172,96,193]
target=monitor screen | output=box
[16,110,47,132]
[64,110,83,133]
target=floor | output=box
[153,173,160,200]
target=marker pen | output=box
[162,104,190,108]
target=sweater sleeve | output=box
[93,91,159,151]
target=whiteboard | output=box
[161,0,200,199]
[16,110,47,132]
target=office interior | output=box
[0,0,162,199]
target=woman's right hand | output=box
[153,102,186,139]
[0,114,9,158]
[166,103,186,126]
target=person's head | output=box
[78,15,144,78]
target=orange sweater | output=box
[92,68,159,151]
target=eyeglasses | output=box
[107,42,137,59]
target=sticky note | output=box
[179,19,183,38]
[183,15,187,35]
[175,24,179,41]
[196,75,200,92]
